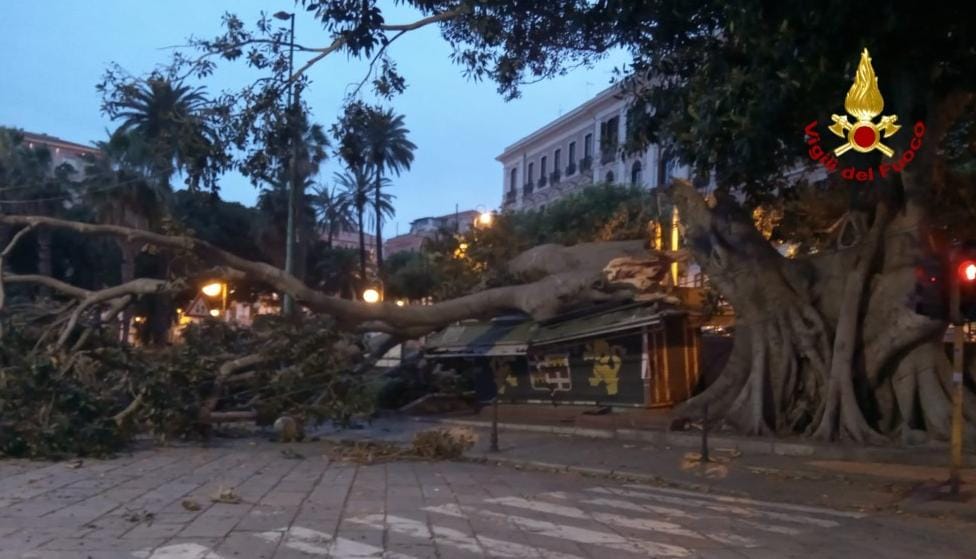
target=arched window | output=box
[605,171,615,183]
[631,161,643,186]
[657,149,671,187]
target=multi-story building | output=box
[332,229,377,256]
[385,210,481,256]
[496,85,692,212]
[20,131,100,179]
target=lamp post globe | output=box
[362,288,381,304]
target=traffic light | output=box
[954,246,976,323]
[913,252,948,320]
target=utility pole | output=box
[949,247,976,496]
[490,396,500,452]
[948,251,972,496]
[916,245,972,496]
[276,11,298,317]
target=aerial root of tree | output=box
[679,303,826,437]
[810,205,890,444]
[670,179,976,443]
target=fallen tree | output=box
[6,2,976,450]
[0,213,676,457]
[4,178,975,447]
[0,311,376,458]
[0,215,673,337]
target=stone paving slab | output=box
[0,439,974,558]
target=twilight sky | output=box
[0,1,628,237]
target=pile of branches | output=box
[0,312,374,459]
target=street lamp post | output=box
[275,10,299,317]
[202,281,228,319]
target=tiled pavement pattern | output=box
[0,443,972,558]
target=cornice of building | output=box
[495,84,624,162]
[21,131,100,155]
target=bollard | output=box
[490,397,500,452]
[701,402,710,463]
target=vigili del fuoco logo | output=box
[804,49,925,182]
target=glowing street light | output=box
[208,309,221,318]
[362,288,381,304]
[201,281,228,315]
[475,211,494,228]
[201,282,223,298]
[395,299,406,307]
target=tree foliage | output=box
[384,183,661,301]
[0,314,371,459]
[99,76,228,191]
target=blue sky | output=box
[0,1,628,237]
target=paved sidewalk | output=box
[434,405,975,464]
[323,416,976,520]
[1,438,974,559]
[464,428,976,518]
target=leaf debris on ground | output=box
[210,486,242,504]
[324,427,478,465]
[122,510,155,524]
[181,499,202,511]
[280,448,305,460]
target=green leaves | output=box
[0,314,370,459]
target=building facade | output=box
[21,131,100,179]
[385,210,481,256]
[331,229,377,256]
[496,86,690,212]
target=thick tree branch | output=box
[5,274,92,300]
[203,353,269,416]
[113,391,145,426]
[0,215,666,338]
[55,278,175,350]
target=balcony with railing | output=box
[538,175,547,188]
[550,170,561,185]
[523,182,534,196]
[504,189,517,204]
[580,156,592,172]
[565,162,576,176]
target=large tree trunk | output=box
[357,205,367,283]
[118,241,137,344]
[374,174,384,271]
[36,229,53,296]
[671,180,976,444]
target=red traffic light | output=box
[958,260,976,282]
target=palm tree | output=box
[362,108,415,269]
[365,177,396,237]
[310,184,354,248]
[108,76,219,189]
[283,114,329,282]
[334,168,372,280]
